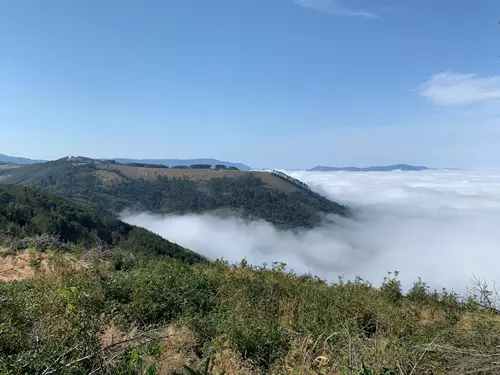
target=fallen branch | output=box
[462,362,500,375]
[472,301,500,314]
[42,331,178,375]
[409,336,439,375]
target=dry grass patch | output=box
[0,249,86,282]
[0,250,39,281]
[156,325,199,374]
[211,347,257,375]
[258,172,300,193]
[94,169,124,183]
[271,335,342,375]
[419,308,446,327]
[103,164,249,181]
[100,324,128,350]
[0,164,20,170]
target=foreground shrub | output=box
[2,251,500,374]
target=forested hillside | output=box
[1,158,348,228]
[0,184,203,263]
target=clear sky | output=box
[1,0,499,169]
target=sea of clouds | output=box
[122,170,500,292]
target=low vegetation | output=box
[1,243,499,375]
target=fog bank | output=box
[122,170,500,291]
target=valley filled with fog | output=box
[123,170,500,291]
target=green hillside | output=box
[1,250,497,374]
[1,158,348,228]
[0,184,204,263]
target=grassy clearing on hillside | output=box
[0,165,19,171]
[1,244,499,375]
[103,164,250,181]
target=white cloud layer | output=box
[122,170,500,292]
[419,72,500,106]
[294,0,379,19]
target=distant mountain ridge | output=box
[308,164,431,172]
[110,158,251,171]
[0,153,45,165]
[0,153,251,170]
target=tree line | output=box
[0,184,204,263]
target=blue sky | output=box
[1,0,499,169]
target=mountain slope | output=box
[1,158,348,228]
[308,164,430,172]
[111,158,251,170]
[0,184,204,263]
[0,153,44,165]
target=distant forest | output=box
[107,161,240,170]
[1,161,347,228]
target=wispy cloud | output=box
[294,0,379,19]
[419,72,500,106]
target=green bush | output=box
[1,252,500,374]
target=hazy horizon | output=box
[0,151,493,172]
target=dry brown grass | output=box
[93,169,124,183]
[101,164,250,181]
[0,250,38,281]
[211,347,256,375]
[0,249,85,282]
[99,164,300,193]
[100,325,124,349]
[419,308,446,326]
[271,335,342,375]
[279,299,303,328]
[156,325,199,374]
[258,173,300,193]
[0,165,20,170]
[456,312,485,332]
[455,311,500,342]
[155,326,258,374]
